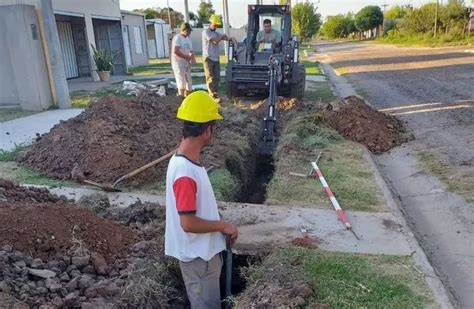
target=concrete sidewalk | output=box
[38,185,411,255]
[0,109,84,151]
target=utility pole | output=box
[434,0,439,37]
[381,2,388,37]
[184,0,189,23]
[222,0,230,56]
[167,0,172,28]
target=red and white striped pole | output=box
[311,161,359,239]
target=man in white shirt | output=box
[171,22,195,97]
[165,91,239,309]
[202,15,235,101]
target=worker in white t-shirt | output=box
[171,22,196,97]
[165,91,239,308]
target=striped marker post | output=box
[311,161,352,230]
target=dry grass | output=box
[119,257,186,308]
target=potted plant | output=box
[91,45,114,82]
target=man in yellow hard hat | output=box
[202,15,235,101]
[165,91,238,309]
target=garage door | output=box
[57,21,79,79]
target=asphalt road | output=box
[314,41,474,308]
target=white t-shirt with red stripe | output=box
[165,154,226,262]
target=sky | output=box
[120,0,432,28]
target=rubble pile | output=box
[0,182,185,308]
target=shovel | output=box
[112,149,176,189]
[225,235,233,309]
[82,179,122,192]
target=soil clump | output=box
[325,96,408,154]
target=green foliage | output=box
[91,45,115,72]
[209,169,240,201]
[321,14,356,39]
[0,144,30,162]
[197,1,215,27]
[400,3,437,33]
[279,0,290,4]
[292,1,322,42]
[384,5,409,19]
[134,7,184,28]
[400,1,468,35]
[355,5,384,31]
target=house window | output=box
[133,26,143,54]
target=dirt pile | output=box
[0,180,69,204]
[20,94,182,185]
[0,183,186,308]
[325,96,407,154]
[20,94,264,193]
[0,182,139,261]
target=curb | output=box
[322,60,455,308]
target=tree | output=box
[134,8,160,19]
[134,7,184,28]
[355,5,384,32]
[439,0,469,33]
[292,1,322,42]
[400,3,437,33]
[321,14,355,39]
[197,1,215,27]
[384,5,409,19]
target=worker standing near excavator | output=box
[202,15,234,101]
[171,22,195,97]
[165,91,238,308]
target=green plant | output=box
[0,144,30,161]
[91,45,115,72]
[292,1,322,42]
[355,5,384,32]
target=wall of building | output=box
[121,12,148,66]
[1,0,122,81]
[147,22,171,59]
[0,5,52,110]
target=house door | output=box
[93,19,125,75]
[57,21,79,79]
[122,26,132,67]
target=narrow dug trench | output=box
[220,252,264,305]
[240,153,275,204]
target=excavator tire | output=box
[290,63,306,99]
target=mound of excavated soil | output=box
[325,96,407,154]
[20,94,263,190]
[0,181,140,261]
[19,94,182,185]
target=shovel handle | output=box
[225,235,233,306]
[113,149,176,188]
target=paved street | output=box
[315,41,474,308]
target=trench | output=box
[239,153,275,204]
[220,252,262,306]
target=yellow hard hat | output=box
[210,14,222,26]
[177,91,223,123]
